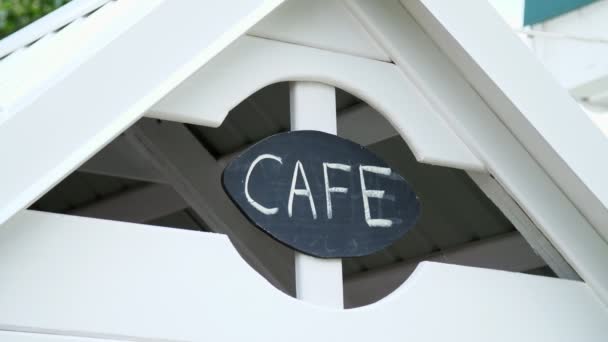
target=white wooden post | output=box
[290,81,344,308]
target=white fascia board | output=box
[0,1,160,123]
[0,211,607,341]
[0,0,111,59]
[0,0,284,225]
[406,0,608,243]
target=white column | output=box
[290,81,344,308]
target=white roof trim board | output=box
[0,0,607,304]
[406,0,608,241]
[0,0,111,59]
[0,0,284,224]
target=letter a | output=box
[288,161,317,219]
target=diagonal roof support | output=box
[468,172,579,280]
[123,119,295,293]
[79,134,168,184]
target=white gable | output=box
[0,0,607,317]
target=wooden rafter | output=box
[124,119,295,293]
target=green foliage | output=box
[0,0,71,39]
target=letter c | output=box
[245,154,282,215]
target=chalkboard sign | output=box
[222,130,420,258]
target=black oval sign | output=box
[222,130,420,258]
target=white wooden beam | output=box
[0,0,111,59]
[68,184,187,223]
[403,0,608,301]
[468,172,579,280]
[290,81,343,307]
[343,231,546,308]
[5,211,604,341]
[124,119,294,293]
[411,0,608,241]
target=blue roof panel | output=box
[524,0,598,25]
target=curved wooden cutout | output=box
[0,211,606,341]
[150,36,484,171]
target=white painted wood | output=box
[151,36,483,171]
[126,120,294,293]
[249,0,390,61]
[468,172,579,280]
[290,81,343,308]
[21,177,553,308]
[0,31,63,107]
[1,211,607,341]
[0,0,285,227]
[344,231,545,308]
[347,0,608,304]
[290,82,338,133]
[406,0,608,251]
[79,134,166,184]
[0,0,166,124]
[296,253,343,307]
[0,0,110,58]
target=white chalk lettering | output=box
[359,165,393,228]
[288,161,317,219]
[323,163,351,219]
[245,154,282,215]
